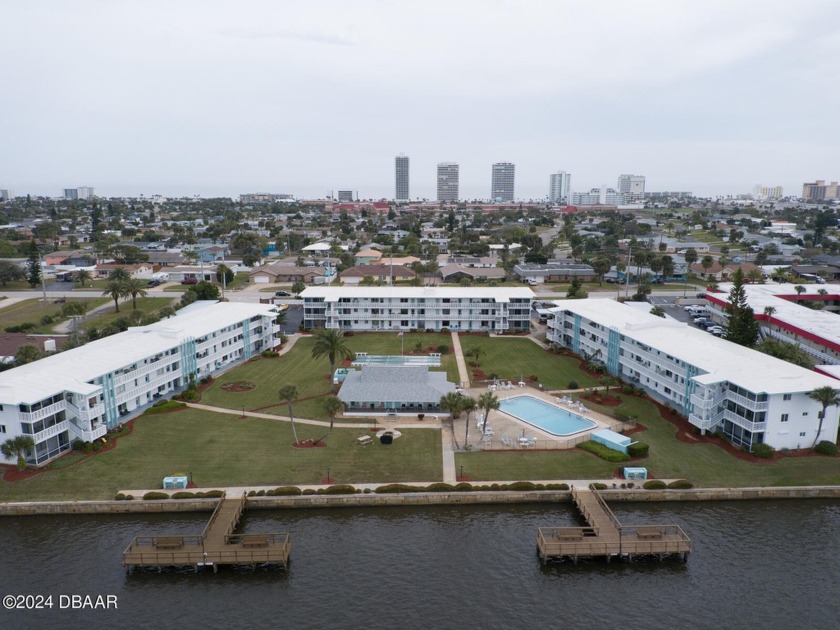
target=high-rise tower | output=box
[395,154,409,201]
[549,171,571,204]
[437,162,459,202]
[491,162,515,201]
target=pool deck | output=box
[461,384,626,451]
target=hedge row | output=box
[577,441,631,463]
[127,490,226,501]
[144,401,187,415]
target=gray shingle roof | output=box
[338,366,455,404]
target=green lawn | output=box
[456,392,840,487]
[0,408,442,501]
[458,336,599,390]
[228,272,250,290]
[201,333,460,419]
[0,297,109,332]
[82,297,178,329]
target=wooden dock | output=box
[536,486,690,564]
[123,492,291,573]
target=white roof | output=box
[0,302,276,405]
[300,286,534,302]
[551,298,838,394]
[711,283,840,354]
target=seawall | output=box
[1,486,839,516]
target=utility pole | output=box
[40,252,48,302]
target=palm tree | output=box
[74,269,92,288]
[321,395,344,433]
[1,435,35,470]
[439,392,464,430]
[102,279,125,312]
[311,329,354,378]
[123,277,148,310]
[808,386,840,447]
[700,255,715,279]
[108,267,131,283]
[278,385,300,446]
[683,248,698,297]
[763,306,776,319]
[794,285,806,296]
[478,391,500,434]
[461,395,477,448]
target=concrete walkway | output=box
[440,421,457,483]
[450,331,470,387]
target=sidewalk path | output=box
[450,331,470,388]
[440,421,457,483]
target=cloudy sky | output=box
[2,0,839,200]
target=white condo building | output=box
[437,162,459,202]
[617,174,645,202]
[549,171,571,204]
[395,154,410,201]
[547,299,839,451]
[301,287,533,332]
[0,302,278,466]
[491,162,515,201]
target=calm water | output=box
[1,500,839,629]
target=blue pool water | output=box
[499,395,596,436]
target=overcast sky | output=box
[2,0,840,201]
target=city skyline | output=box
[2,1,840,200]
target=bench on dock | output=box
[635,527,664,540]
[241,535,270,548]
[153,536,184,550]
[555,532,583,542]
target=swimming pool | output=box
[499,395,596,437]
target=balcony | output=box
[33,420,69,444]
[67,420,107,443]
[726,392,769,412]
[20,401,65,424]
[690,393,725,410]
[723,409,766,433]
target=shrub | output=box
[424,482,455,492]
[302,489,316,495]
[643,480,667,490]
[319,484,356,495]
[567,380,579,390]
[375,484,423,494]
[454,482,475,492]
[115,493,128,500]
[71,439,85,451]
[203,490,225,498]
[814,440,838,456]
[261,350,279,358]
[272,486,302,496]
[627,441,649,457]
[752,443,775,459]
[248,491,256,497]
[179,389,199,402]
[621,384,635,394]
[171,491,196,500]
[41,315,54,325]
[506,481,537,491]
[143,492,170,500]
[145,400,186,414]
[544,483,569,491]
[436,344,449,354]
[363,488,372,494]
[578,441,630,462]
[590,483,608,490]
[439,327,449,334]
[667,480,693,489]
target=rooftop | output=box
[300,286,534,301]
[550,298,837,394]
[338,365,456,404]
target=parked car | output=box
[181,277,198,285]
[147,279,161,287]
[693,317,710,327]
[275,290,292,297]
[707,325,725,334]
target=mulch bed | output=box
[220,381,256,392]
[1,420,135,482]
[581,393,623,407]
[293,439,326,449]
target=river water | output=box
[1,500,839,630]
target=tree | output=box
[755,338,813,369]
[683,248,698,297]
[193,281,221,300]
[461,395,477,448]
[15,344,43,365]
[808,386,840,447]
[311,328,353,378]
[650,305,666,318]
[216,263,234,286]
[1,435,35,470]
[724,268,760,348]
[763,306,776,318]
[794,285,806,296]
[123,277,148,310]
[108,267,131,283]
[74,269,92,288]
[278,384,300,446]
[478,391,500,434]
[321,395,344,434]
[0,260,25,286]
[700,255,714,278]
[592,258,610,285]
[439,392,464,426]
[102,279,125,312]
[26,240,41,288]
[291,280,305,295]
[566,276,588,299]
[60,300,88,318]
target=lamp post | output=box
[326,467,331,484]
[459,465,463,481]
[39,252,48,303]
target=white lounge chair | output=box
[483,427,495,436]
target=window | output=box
[783,394,792,401]
[802,412,808,416]
[0,425,5,433]
[799,432,806,437]
[780,414,789,423]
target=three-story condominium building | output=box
[0,302,278,466]
[546,299,839,451]
[300,287,533,332]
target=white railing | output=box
[765,329,838,365]
[726,392,769,412]
[67,421,107,443]
[690,392,725,410]
[33,420,68,444]
[723,409,766,432]
[20,401,65,424]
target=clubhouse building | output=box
[300,287,533,332]
[0,302,278,466]
[547,298,839,451]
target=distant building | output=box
[395,154,409,201]
[437,162,459,202]
[491,162,515,201]
[802,180,840,202]
[337,190,356,202]
[572,187,626,205]
[617,175,645,202]
[0,188,13,201]
[63,188,78,200]
[240,193,295,204]
[548,171,571,204]
[753,185,783,200]
[63,187,95,201]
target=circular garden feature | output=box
[220,381,256,393]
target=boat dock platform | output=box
[122,492,291,573]
[536,485,690,564]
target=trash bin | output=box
[380,432,394,445]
